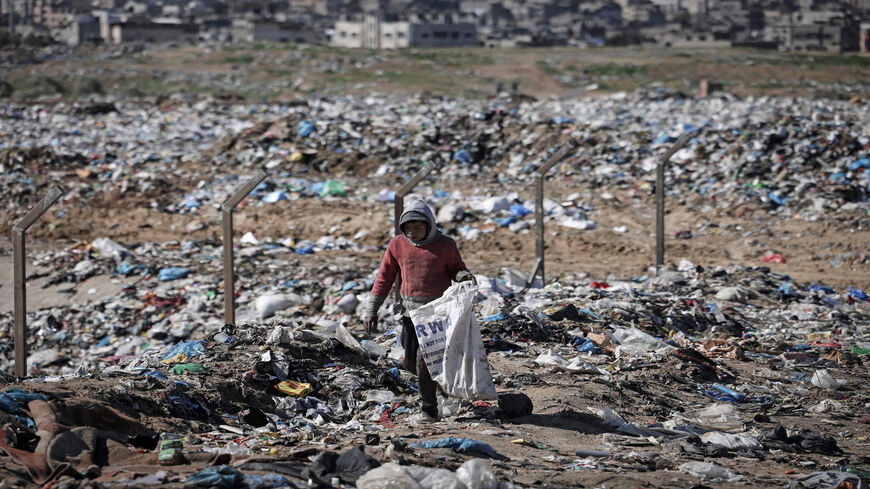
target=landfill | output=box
[0,89,868,488]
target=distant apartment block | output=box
[765,14,857,52]
[109,18,198,43]
[231,19,317,43]
[53,13,101,45]
[333,14,478,48]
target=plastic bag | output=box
[480,297,500,317]
[701,431,762,450]
[409,282,497,400]
[456,459,498,489]
[438,397,461,417]
[361,340,387,357]
[671,403,744,432]
[405,466,466,489]
[679,461,742,482]
[319,179,346,197]
[92,237,133,263]
[356,463,424,489]
[611,328,675,358]
[255,293,308,319]
[534,349,605,375]
[365,390,396,404]
[161,340,205,364]
[158,267,190,282]
[811,369,844,389]
[265,326,295,345]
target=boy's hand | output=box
[364,317,378,335]
[460,274,477,286]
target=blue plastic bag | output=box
[262,190,288,203]
[158,267,189,282]
[296,120,315,137]
[161,340,205,364]
[453,149,472,163]
[509,204,532,217]
[294,245,314,255]
[768,192,788,206]
[848,157,870,170]
[493,217,515,227]
[848,287,868,301]
[482,312,506,322]
[116,261,148,276]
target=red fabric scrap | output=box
[761,253,786,263]
[375,402,401,429]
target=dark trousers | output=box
[401,316,438,416]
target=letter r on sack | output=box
[416,323,428,337]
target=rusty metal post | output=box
[528,143,576,285]
[655,133,692,269]
[13,186,64,378]
[222,169,267,326]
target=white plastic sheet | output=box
[679,461,742,482]
[611,328,675,358]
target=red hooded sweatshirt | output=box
[366,200,471,317]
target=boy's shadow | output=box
[507,410,615,434]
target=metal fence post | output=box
[655,133,692,269]
[221,170,267,326]
[394,161,439,236]
[13,186,64,378]
[528,143,576,285]
[391,161,439,297]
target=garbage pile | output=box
[0,233,868,487]
[0,91,868,488]
[2,92,869,239]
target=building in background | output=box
[109,17,197,43]
[231,18,317,42]
[332,13,477,48]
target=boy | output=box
[363,199,476,420]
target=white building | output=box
[333,14,478,48]
[334,19,366,47]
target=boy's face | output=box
[403,220,428,242]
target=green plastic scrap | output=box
[851,344,870,356]
[168,363,209,375]
[319,180,346,197]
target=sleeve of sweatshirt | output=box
[365,239,400,318]
[447,239,471,282]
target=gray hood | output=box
[401,199,440,247]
